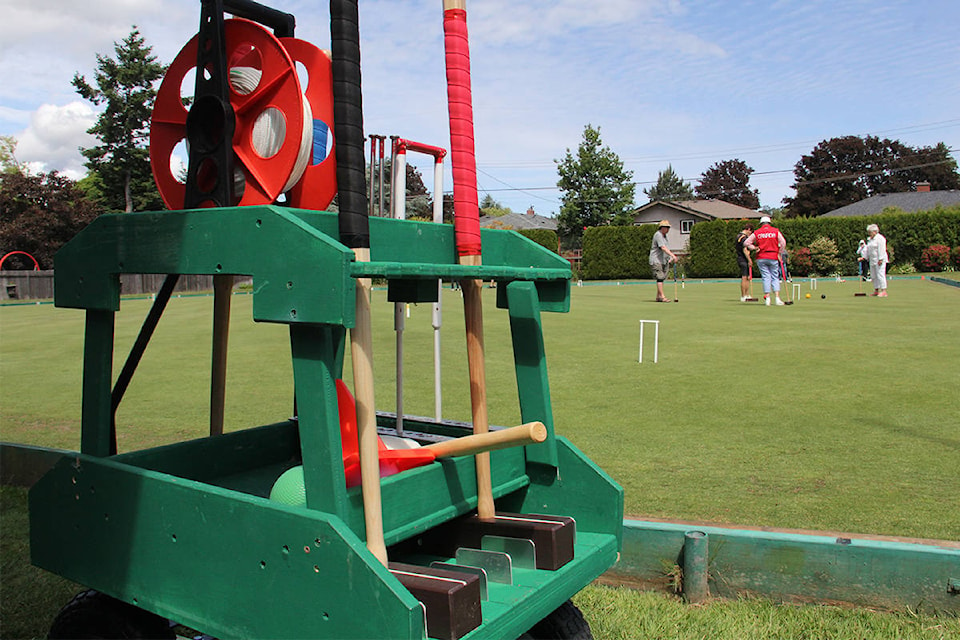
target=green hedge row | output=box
[580,205,960,279]
[581,225,656,280]
[517,228,559,254]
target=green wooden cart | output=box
[30,206,623,639]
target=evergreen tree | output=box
[480,193,512,217]
[73,28,166,212]
[555,124,635,247]
[643,165,693,202]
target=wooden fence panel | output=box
[0,271,243,301]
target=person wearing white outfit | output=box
[863,224,888,297]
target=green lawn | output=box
[3,276,959,539]
[2,276,959,638]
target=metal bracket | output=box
[481,535,537,570]
[454,548,512,585]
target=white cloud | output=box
[15,102,97,177]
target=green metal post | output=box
[683,530,709,603]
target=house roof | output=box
[479,212,558,230]
[633,199,762,221]
[820,190,960,217]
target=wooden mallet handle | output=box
[444,0,496,520]
[425,422,547,459]
[210,274,233,437]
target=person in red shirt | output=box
[743,216,787,306]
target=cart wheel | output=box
[48,589,175,640]
[522,600,593,640]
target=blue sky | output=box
[1,0,957,214]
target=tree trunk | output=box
[124,169,133,213]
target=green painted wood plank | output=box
[612,520,960,614]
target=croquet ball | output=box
[821,294,826,299]
[270,465,306,507]
[805,293,811,299]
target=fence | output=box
[0,271,233,302]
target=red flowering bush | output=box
[920,244,951,272]
[952,246,960,269]
[789,247,814,276]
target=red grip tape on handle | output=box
[444,8,481,257]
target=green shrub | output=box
[518,228,559,254]
[808,236,841,276]
[952,246,960,269]
[890,262,917,274]
[920,244,951,272]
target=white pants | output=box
[870,260,887,290]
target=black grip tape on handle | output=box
[331,0,369,249]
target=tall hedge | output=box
[579,205,960,279]
[686,219,742,277]
[518,228,559,253]
[581,225,656,279]
[766,205,960,276]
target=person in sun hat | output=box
[864,223,888,297]
[649,219,678,302]
[743,215,787,306]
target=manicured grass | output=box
[2,276,958,637]
[2,277,959,539]
[1,487,79,640]
[574,584,959,640]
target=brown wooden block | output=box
[410,512,576,571]
[389,562,482,640]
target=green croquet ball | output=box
[270,465,306,506]
[821,294,826,299]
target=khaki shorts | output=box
[651,261,669,282]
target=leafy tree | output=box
[1,136,22,175]
[643,164,693,202]
[368,160,434,219]
[555,124,635,247]
[0,171,103,269]
[760,205,785,220]
[695,159,759,209]
[784,136,960,218]
[73,28,166,212]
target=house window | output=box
[680,219,695,234]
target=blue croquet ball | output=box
[270,466,306,506]
[821,294,826,299]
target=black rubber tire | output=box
[48,589,175,640]
[523,600,593,640]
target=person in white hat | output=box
[743,216,787,306]
[649,219,678,302]
[864,223,888,296]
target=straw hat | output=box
[658,219,671,228]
